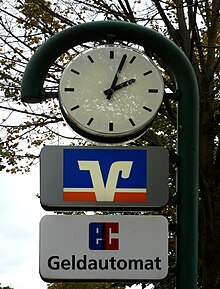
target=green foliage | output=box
[47,282,127,289]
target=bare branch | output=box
[35,0,76,26]
[0,105,62,121]
[151,0,183,46]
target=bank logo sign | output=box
[40,215,168,282]
[40,146,169,210]
[63,149,147,203]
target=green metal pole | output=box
[176,63,199,289]
[21,21,199,288]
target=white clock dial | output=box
[59,45,164,144]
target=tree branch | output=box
[35,0,76,26]
[118,0,136,23]
[206,0,220,78]
[0,105,62,121]
[176,0,190,42]
[151,0,183,46]
[0,118,62,129]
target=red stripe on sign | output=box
[114,192,147,202]
[63,192,96,202]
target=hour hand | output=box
[113,78,136,91]
[104,78,136,99]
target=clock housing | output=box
[59,45,164,144]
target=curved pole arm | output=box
[21,20,194,104]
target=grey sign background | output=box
[39,215,168,282]
[40,146,169,210]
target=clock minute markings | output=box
[87,118,94,126]
[110,50,114,59]
[129,118,135,126]
[109,122,114,131]
[71,68,80,75]
[87,55,94,63]
[129,56,136,64]
[70,105,80,111]
[143,70,152,76]
[143,106,152,112]
[148,89,159,93]
[64,88,74,92]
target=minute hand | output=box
[105,54,127,100]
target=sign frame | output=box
[40,146,169,211]
[39,215,168,282]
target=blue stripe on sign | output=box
[63,149,147,189]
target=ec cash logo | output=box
[63,149,147,203]
[89,222,119,250]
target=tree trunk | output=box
[199,85,220,289]
[200,189,220,289]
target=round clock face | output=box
[59,45,164,144]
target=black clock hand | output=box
[113,78,136,91]
[104,78,136,96]
[105,54,127,100]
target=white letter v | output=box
[78,161,133,201]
